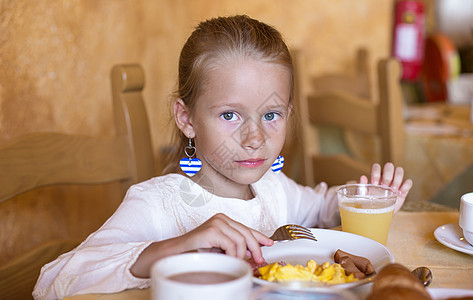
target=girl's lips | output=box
[235,159,266,168]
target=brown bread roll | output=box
[367,263,432,300]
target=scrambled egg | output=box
[258,260,358,285]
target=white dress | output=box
[33,171,340,299]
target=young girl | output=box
[33,15,412,299]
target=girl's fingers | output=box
[253,230,274,247]
[359,175,368,184]
[370,163,381,185]
[380,162,395,186]
[399,178,413,198]
[212,233,238,257]
[199,214,269,263]
[390,167,404,189]
[223,217,272,263]
[364,163,412,213]
[247,229,273,263]
[394,178,413,213]
[207,215,249,258]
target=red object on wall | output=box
[421,33,459,102]
[392,0,426,82]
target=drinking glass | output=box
[337,184,398,245]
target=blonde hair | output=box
[164,15,294,174]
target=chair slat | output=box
[0,133,130,203]
[0,239,80,300]
[308,91,378,135]
[293,49,405,186]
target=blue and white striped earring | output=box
[271,155,284,174]
[179,138,202,177]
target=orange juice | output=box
[339,201,394,245]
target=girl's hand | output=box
[131,213,272,278]
[359,162,413,213]
[176,213,273,264]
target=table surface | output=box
[387,211,472,290]
[64,211,473,299]
[402,104,473,210]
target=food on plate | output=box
[334,249,375,279]
[246,256,268,277]
[367,263,431,300]
[257,260,358,284]
[250,249,375,285]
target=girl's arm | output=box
[130,213,273,278]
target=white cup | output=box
[151,253,252,300]
[459,192,473,245]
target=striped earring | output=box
[179,138,202,177]
[271,155,284,174]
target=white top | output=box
[33,171,340,299]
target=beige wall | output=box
[1,0,417,173]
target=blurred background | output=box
[2,0,472,172]
[0,0,441,170]
[1,2,473,296]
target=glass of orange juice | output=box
[337,184,398,245]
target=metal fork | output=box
[269,224,317,242]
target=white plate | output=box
[253,228,394,291]
[429,288,473,299]
[434,223,473,255]
[405,122,461,136]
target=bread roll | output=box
[367,263,431,300]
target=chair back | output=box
[293,51,405,186]
[311,47,373,99]
[0,64,155,299]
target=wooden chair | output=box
[293,51,405,187]
[311,47,373,99]
[0,64,155,299]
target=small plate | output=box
[434,223,473,255]
[405,122,461,136]
[253,228,394,291]
[429,288,473,299]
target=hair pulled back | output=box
[166,15,293,173]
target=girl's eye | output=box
[221,112,238,121]
[263,112,280,121]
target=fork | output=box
[269,224,317,242]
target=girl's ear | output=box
[287,103,293,118]
[174,98,195,138]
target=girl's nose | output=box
[240,121,265,150]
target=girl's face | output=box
[175,57,292,199]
